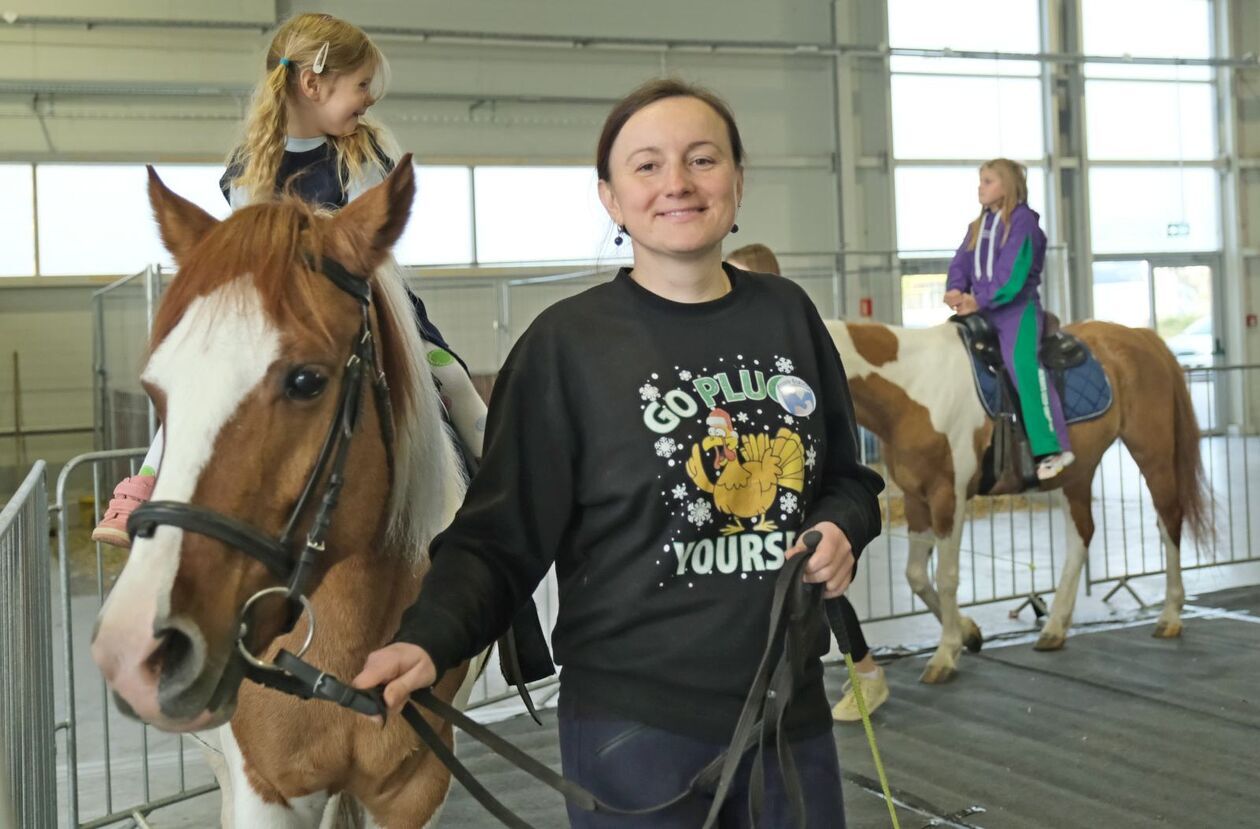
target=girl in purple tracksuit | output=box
[944,158,1074,481]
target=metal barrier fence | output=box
[1,461,56,829]
[1085,364,1260,600]
[844,364,1260,624]
[847,434,1068,623]
[54,449,217,829]
[92,267,162,487]
[77,262,1260,810]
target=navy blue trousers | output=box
[557,692,846,828]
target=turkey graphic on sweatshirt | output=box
[638,354,821,581]
[685,406,805,536]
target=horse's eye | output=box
[285,368,328,400]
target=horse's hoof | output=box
[1152,620,1183,639]
[1034,633,1065,651]
[964,620,984,653]
[919,664,957,685]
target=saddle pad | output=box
[969,347,1113,425]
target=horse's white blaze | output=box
[93,281,279,699]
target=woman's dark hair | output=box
[596,78,745,182]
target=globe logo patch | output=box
[774,376,816,417]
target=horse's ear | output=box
[147,167,219,265]
[330,154,415,272]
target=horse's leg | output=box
[1138,458,1187,637]
[1117,421,1190,637]
[903,494,942,618]
[1152,516,1185,637]
[221,724,330,828]
[1036,482,1094,651]
[921,492,969,684]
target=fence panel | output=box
[54,450,217,828]
[1087,364,1260,596]
[1,461,56,828]
[92,267,162,486]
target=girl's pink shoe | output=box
[91,474,156,549]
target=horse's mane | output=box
[151,197,466,564]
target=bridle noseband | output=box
[127,254,395,668]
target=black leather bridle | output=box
[127,254,396,675]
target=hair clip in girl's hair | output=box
[278,56,291,67]
[312,42,329,74]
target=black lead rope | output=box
[249,531,847,829]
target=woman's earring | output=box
[731,223,740,234]
[614,224,628,246]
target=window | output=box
[473,167,623,265]
[394,166,474,266]
[1088,167,1218,253]
[888,0,1047,274]
[1092,260,1215,365]
[1086,81,1215,161]
[901,273,953,328]
[888,0,1040,72]
[36,164,227,275]
[151,165,233,220]
[1081,0,1212,81]
[0,165,35,276]
[895,166,1045,254]
[891,75,1044,160]
[1092,260,1153,327]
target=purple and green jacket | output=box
[946,203,1047,312]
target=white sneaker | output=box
[831,667,889,722]
[1036,451,1076,481]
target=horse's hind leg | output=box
[1036,484,1094,651]
[1123,436,1187,638]
[1152,516,1185,637]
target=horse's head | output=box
[90,158,462,732]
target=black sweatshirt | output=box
[396,265,885,741]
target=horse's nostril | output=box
[149,626,195,684]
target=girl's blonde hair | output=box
[967,158,1028,250]
[228,13,397,204]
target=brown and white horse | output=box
[90,162,475,826]
[827,319,1211,683]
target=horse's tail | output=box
[1166,342,1214,546]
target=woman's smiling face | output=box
[599,95,743,260]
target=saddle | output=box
[952,311,1087,373]
[951,313,1101,496]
